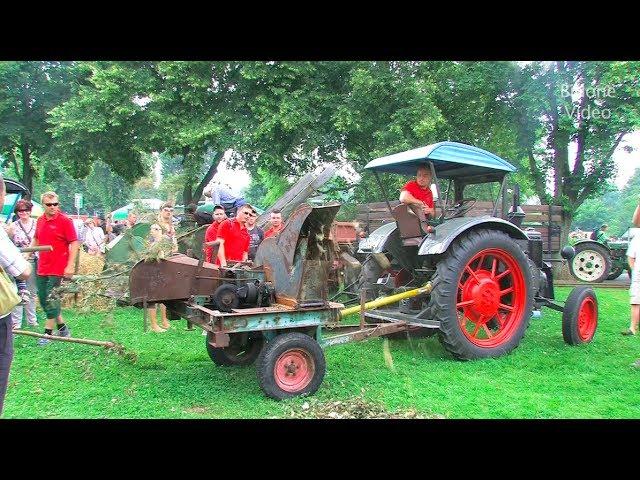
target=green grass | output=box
[4,287,640,419]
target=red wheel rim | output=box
[274,349,314,393]
[577,296,597,341]
[456,248,527,347]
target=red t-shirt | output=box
[402,180,434,208]
[264,225,284,239]
[217,218,250,263]
[204,221,223,264]
[35,212,78,276]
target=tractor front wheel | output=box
[562,287,598,345]
[430,229,534,360]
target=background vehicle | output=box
[567,228,635,282]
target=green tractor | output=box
[567,228,631,283]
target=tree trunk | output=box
[20,142,34,196]
[182,182,193,206]
[560,209,573,247]
[192,151,222,202]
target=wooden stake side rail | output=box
[356,201,564,253]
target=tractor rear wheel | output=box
[562,287,598,345]
[569,243,611,283]
[206,333,264,367]
[430,229,534,360]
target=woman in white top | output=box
[83,218,106,255]
[7,199,39,329]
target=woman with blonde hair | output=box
[7,199,39,329]
[144,221,176,333]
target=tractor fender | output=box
[418,216,529,255]
[570,239,612,254]
[357,222,397,254]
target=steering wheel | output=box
[443,197,477,220]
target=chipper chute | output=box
[254,202,341,309]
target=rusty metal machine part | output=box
[254,203,341,309]
[129,254,266,305]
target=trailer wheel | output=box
[430,229,534,360]
[562,287,598,345]
[256,332,326,400]
[206,333,264,367]
[569,242,611,283]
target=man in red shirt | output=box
[264,209,284,239]
[31,191,80,346]
[203,205,227,264]
[400,164,435,218]
[216,204,252,267]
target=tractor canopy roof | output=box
[364,142,516,182]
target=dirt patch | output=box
[184,406,209,414]
[287,395,443,419]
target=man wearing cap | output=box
[31,191,80,346]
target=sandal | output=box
[621,329,637,336]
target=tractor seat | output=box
[392,204,428,247]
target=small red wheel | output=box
[563,287,598,344]
[256,332,326,400]
[274,349,314,392]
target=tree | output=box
[0,61,78,193]
[505,61,640,241]
[48,61,248,206]
[33,159,132,214]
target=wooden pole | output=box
[359,288,366,329]
[13,329,116,348]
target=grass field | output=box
[3,287,640,419]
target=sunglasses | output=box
[17,209,31,213]
[45,202,59,207]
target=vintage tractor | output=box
[567,232,630,282]
[355,141,597,359]
[123,141,598,400]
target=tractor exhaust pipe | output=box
[339,282,433,319]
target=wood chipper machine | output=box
[127,203,432,399]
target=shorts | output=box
[36,275,62,319]
[630,275,640,305]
